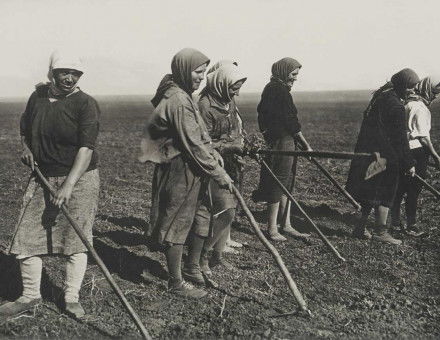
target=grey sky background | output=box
[1,0,439,97]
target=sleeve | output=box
[78,97,100,149]
[170,100,229,185]
[389,103,415,171]
[282,92,301,135]
[409,104,431,139]
[19,92,37,139]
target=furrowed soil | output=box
[1,92,439,339]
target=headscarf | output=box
[151,48,210,107]
[46,50,84,98]
[390,68,420,98]
[271,57,302,87]
[408,76,440,106]
[205,64,247,105]
[207,60,238,75]
[364,68,419,117]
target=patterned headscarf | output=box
[205,64,247,105]
[151,48,210,107]
[408,76,440,106]
[207,60,238,75]
[271,57,302,86]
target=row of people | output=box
[0,48,439,321]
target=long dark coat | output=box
[346,89,414,208]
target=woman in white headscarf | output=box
[391,75,440,236]
[1,50,100,320]
[182,64,247,283]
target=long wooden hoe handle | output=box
[33,165,152,340]
[232,185,311,316]
[414,174,440,200]
[259,159,346,262]
[256,150,373,160]
[308,157,361,211]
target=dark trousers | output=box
[391,147,429,226]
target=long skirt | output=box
[345,117,399,208]
[192,160,240,237]
[8,169,99,256]
[253,135,296,204]
[147,155,208,245]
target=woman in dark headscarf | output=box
[390,75,440,236]
[139,48,233,298]
[346,68,419,244]
[253,57,312,241]
[1,50,100,320]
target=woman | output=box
[204,60,244,253]
[0,51,100,320]
[139,48,233,298]
[346,68,418,244]
[182,63,247,283]
[253,57,312,241]
[391,76,440,236]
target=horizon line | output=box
[0,88,374,101]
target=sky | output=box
[1,0,439,97]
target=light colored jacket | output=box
[139,85,229,185]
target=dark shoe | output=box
[0,297,41,322]
[282,226,311,239]
[168,280,207,299]
[182,265,205,285]
[210,252,234,270]
[372,227,402,245]
[406,224,425,237]
[352,226,372,240]
[200,251,212,275]
[64,302,85,319]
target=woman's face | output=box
[286,68,299,87]
[53,68,82,93]
[191,63,207,91]
[228,80,244,99]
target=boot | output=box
[199,250,212,275]
[168,280,207,299]
[372,225,402,245]
[406,224,424,237]
[352,225,372,240]
[210,251,234,270]
[0,297,41,322]
[182,264,205,285]
[64,302,85,319]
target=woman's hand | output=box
[21,144,34,170]
[219,173,234,193]
[51,182,74,208]
[213,149,224,167]
[406,166,416,177]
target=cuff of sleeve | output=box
[79,143,96,150]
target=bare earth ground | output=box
[0,92,439,339]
